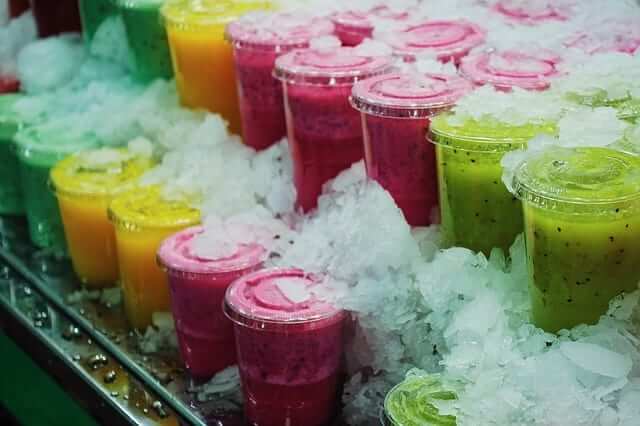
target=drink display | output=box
[9,0,30,18]
[157,226,267,378]
[331,5,410,47]
[161,0,271,135]
[512,147,640,332]
[119,0,174,82]
[30,0,83,38]
[51,148,154,288]
[226,12,334,150]
[78,0,118,45]
[224,268,346,426]
[382,372,457,426]
[459,50,561,91]
[492,0,572,25]
[108,186,200,330]
[429,114,556,256]
[377,20,486,63]
[14,125,101,253]
[0,94,25,215]
[274,46,393,211]
[351,73,472,226]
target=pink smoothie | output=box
[157,226,267,379]
[224,268,346,426]
[378,20,486,64]
[274,46,393,211]
[459,49,561,91]
[351,72,473,226]
[492,0,573,25]
[226,13,335,151]
[331,5,410,47]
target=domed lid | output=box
[331,5,409,31]
[492,0,572,24]
[161,0,271,30]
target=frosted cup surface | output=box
[0,94,25,215]
[459,50,561,91]
[274,46,393,211]
[513,147,640,333]
[351,73,473,226]
[224,268,346,426]
[30,0,82,37]
[378,20,486,64]
[226,12,334,150]
[331,5,410,47]
[157,226,267,379]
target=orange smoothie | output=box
[51,148,154,289]
[108,186,200,330]
[162,0,271,135]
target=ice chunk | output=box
[556,107,629,148]
[276,277,311,304]
[560,342,632,378]
[137,312,178,354]
[353,39,393,57]
[0,10,37,77]
[191,366,243,403]
[310,35,342,51]
[127,137,154,158]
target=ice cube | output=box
[560,341,632,378]
[276,277,311,304]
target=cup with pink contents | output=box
[491,0,573,25]
[331,5,412,47]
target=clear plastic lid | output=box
[351,72,473,118]
[379,20,486,61]
[274,46,393,86]
[331,5,409,32]
[14,124,102,166]
[459,50,561,91]
[429,114,557,153]
[157,225,267,276]
[0,94,23,140]
[492,0,572,24]
[512,147,640,213]
[108,185,200,232]
[226,11,334,52]
[51,148,155,200]
[224,268,344,331]
[161,0,271,30]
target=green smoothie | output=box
[430,115,556,256]
[14,125,101,254]
[383,372,457,426]
[119,0,173,82]
[0,95,25,215]
[79,0,119,45]
[513,147,640,333]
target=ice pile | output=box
[0,9,36,79]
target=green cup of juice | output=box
[0,94,25,215]
[78,0,119,45]
[512,146,640,333]
[382,372,457,426]
[13,125,101,254]
[429,114,556,256]
[118,0,173,82]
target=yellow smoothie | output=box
[51,148,154,289]
[161,0,271,135]
[108,186,200,330]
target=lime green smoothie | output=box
[0,94,25,215]
[430,115,556,256]
[513,147,640,332]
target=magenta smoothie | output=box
[378,20,486,64]
[157,226,267,379]
[351,73,472,226]
[226,13,334,151]
[331,5,410,47]
[459,49,561,91]
[492,0,573,25]
[224,268,346,426]
[274,46,393,211]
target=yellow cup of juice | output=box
[108,186,200,330]
[161,0,271,135]
[51,148,155,289]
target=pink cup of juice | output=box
[226,12,335,151]
[378,20,486,64]
[274,46,393,211]
[492,0,573,25]
[331,5,410,47]
[224,268,346,426]
[157,225,267,379]
[351,72,473,226]
[459,49,561,91]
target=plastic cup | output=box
[9,0,30,18]
[224,268,346,426]
[382,373,457,426]
[29,0,82,38]
[78,0,118,45]
[351,73,472,226]
[377,20,486,64]
[226,12,334,151]
[108,186,200,330]
[512,147,640,332]
[492,0,572,25]
[0,94,25,215]
[331,5,410,47]
[14,125,101,254]
[429,115,556,256]
[274,46,393,211]
[118,0,174,82]
[0,76,20,94]
[157,226,267,379]
[459,49,561,92]
[50,148,154,288]
[161,0,271,135]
